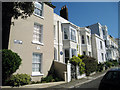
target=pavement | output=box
[2,68,110,89]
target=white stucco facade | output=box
[91,34,106,63]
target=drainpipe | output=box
[57,21,60,61]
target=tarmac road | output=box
[76,76,103,89]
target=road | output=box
[76,76,103,89]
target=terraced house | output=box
[8,2,119,82]
[8,2,55,81]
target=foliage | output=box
[3,2,34,19]
[104,61,113,68]
[7,74,31,87]
[96,63,104,72]
[2,49,22,85]
[41,75,62,83]
[80,55,98,76]
[69,56,82,66]
[41,69,63,83]
[69,55,85,75]
[2,2,34,49]
[110,60,119,66]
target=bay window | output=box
[71,29,76,41]
[64,28,69,39]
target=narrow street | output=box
[76,76,103,89]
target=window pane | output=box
[33,23,43,43]
[32,53,42,72]
[64,28,69,39]
[34,2,43,16]
[71,29,76,41]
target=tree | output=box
[2,49,22,85]
[2,2,34,49]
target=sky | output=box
[52,2,118,38]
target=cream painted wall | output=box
[8,3,54,81]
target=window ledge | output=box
[33,13,44,19]
[32,41,44,46]
[32,72,44,76]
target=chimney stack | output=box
[60,5,68,20]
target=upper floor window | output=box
[64,28,69,39]
[34,2,43,17]
[81,35,85,44]
[103,30,105,35]
[100,41,102,49]
[87,35,90,45]
[71,29,76,41]
[33,23,43,43]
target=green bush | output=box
[41,69,63,83]
[111,60,119,66]
[2,49,22,85]
[41,75,61,83]
[96,63,104,72]
[105,61,113,68]
[81,56,98,76]
[69,55,85,75]
[7,74,31,87]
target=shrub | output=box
[69,56,85,75]
[2,49,22,85]
[41,69,63,83]
[96,63,104,72]
[41,75,61,83]
[81,56,98,76]
[105,61,112,68]
[7,74,31,87]
[111,60,119,66]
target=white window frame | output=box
[100,41,102,49]
[34,2,44,18]
[32,53,44,76]
[64,28,69,40]
[81,35,85,44]
[71,29,76,42]
[87,35,90,45]
[32,23,44,45]
[71,49,77,57]
[101,53,104,61]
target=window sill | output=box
[32,41,44,46]
[32,72,44,76]
[33,13,44,19]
